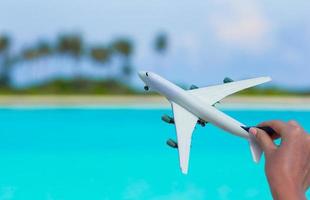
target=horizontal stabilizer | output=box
[248,134,263,163]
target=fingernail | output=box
[249,127,257,136]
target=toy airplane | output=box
[138,71,273,174]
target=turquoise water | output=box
[0,108,309,200]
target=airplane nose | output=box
[138,71,144,78]
[138,71,147,79]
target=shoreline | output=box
[0,95,310,110]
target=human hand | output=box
[249,120,310,200]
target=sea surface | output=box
[0,108,309,200]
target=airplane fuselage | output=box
[139,72,250,139]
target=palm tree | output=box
[57,34,83,58]
[21,41,53,62]
[57,34,84,77]
[20,45,45,84]
[154,32,168,54]
[111,38,134,79]
[22,47,41,61]
[0,35,10,54]
[35,41,54,75]
[0,34,11,86]
[152,32,169,72]
[37,41,53,57]
[90,46,111,65]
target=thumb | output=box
[249,127,276,155]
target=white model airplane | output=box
[138,71,273,174]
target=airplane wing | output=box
[188,77,271,164]
[188,77,271,105]
[172,102,198,174]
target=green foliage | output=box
[110,38,134,78]
[90,46,111,64]
[0,35,10,53]
[0,30,308,96]
[22,41,53,60]
[0,34,12,86]
[111,39,133,57]
[22,47,41,60]
[37,41,53,57]
[0,32,141,90]
[0,79,137,95]
[154,32,168,54]
[57,34,83,58]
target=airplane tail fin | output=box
[248,134,263,163]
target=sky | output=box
[0,0,309,89]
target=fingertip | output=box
[249,127,257,136]
[288,120,299,127]
[251,127,277,154]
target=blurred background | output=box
[0,1,310,200]
[0,0,309,95]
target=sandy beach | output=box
[0,95,310,109]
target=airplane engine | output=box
[198,119,207,127]
[189,85,199,90]
[161,115,175,124]
[223,77,234,83]
[166,139,178,149]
